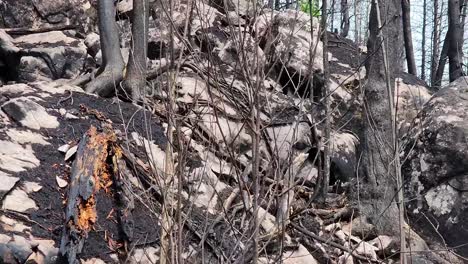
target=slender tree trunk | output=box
[434,0,466,86]
[434,34,449,87]
[421,0,427,80]
[401,0,417,75]
[331,0,336,32]
[431,0,441,87]
[320,0,331,202]
[448,0,466,81]
[122,0,149,101]
[361,0,403,243]
[354,0,359,43]
[340,0,350,37]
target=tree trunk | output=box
[434,33,449,87]
[421,0,427,80]
[320,0,331,202]
[402,0,417,75]
[448,0,465,81]
[433,0,466,87]
[353,0,359,43]
[331,0,336,32]
[431,0,440,87]
[121,0,149,101]
[85,0,125,97]
[340,0,350,37]
[361,0,402,236]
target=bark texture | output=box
[360,0,402,235]
[85,0,124,97]
[421,0,427,80]
[340,0,350,37]
[121,0,150,101]
[430,0,440,87]
[447,0,465,81]
[402,0,417,75]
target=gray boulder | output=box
[0,0,96,32]
[403,77,468,258]
[14,31,87,82]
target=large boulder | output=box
[0,0,96,32]
[403,77,468,259]
[13,31,87,82]
[395,73,432,134]
[258,10,323,96]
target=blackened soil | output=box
[8,90,166,261]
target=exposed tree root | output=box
[85,68,124,97]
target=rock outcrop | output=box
[0,0,464,263]
[403,76,468,260]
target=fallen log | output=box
[58,126,115,264]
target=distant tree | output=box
[421,0,427,80]
[447,0,466,81]
[402,0,417,75]
[331,0,336,31]
[431,0,441,86]
[340,0,350,37]
[301,0,320,17]
[434,0,466,87]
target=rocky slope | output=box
[0,0,465,264]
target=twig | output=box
[291,222,381,263]
[4,25,76,35]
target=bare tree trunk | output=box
[431,0,441,87]
[361,0,403,242]
[353,0,359,43]
[434,33,449,87]
[340,0,350,37]
[434,0,466,86]
[448,0,466,81]
[331,0,336,32]
[401,0,417,75]
[121,0,149,101]
[421,0,427,80]
[320,0,331,202]
[85,0,124,97]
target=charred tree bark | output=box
[121,0,150,101]
[421,0,427,80]
[402,0,417,75]
[58,127,115,264]
[447,0,466,81]
[340,0,350,37]
[434,33,449,87]
[433,0,466,86]
[320,0,331,202]
[360,0,402,235]
[431,0,440,87]
[85,0,125,97]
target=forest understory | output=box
[0,0,467,263]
